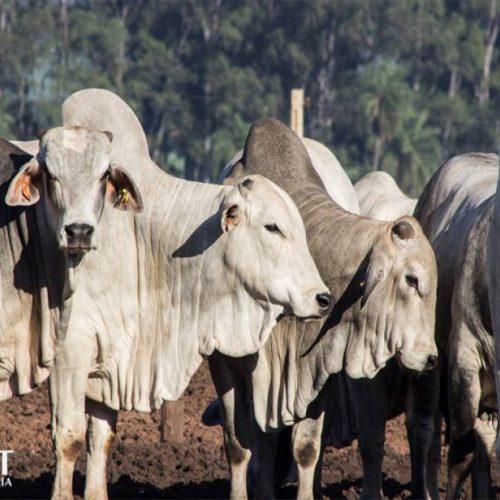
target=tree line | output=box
[0,0,499,195]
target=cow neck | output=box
[290,185,384,281]
[136,169,282,401]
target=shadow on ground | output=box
[5,473,231,499]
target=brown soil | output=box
[0,361,497,499]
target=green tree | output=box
[359,59,411,171]
[0,0,499,191]
[385,108,441,195]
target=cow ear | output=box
[221,183,246,232]
[106,163,143,213]
[360,253,389,308]
[221,204,241,232]
[5,159,41,206]
[391,218,415,242]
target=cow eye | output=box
[406,274,419,290]
[265,223,284,238]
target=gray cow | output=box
[0,128,141,402]
[208,118,438,499]
[42,89,331,500]
[488,153,500,486]
[321,171,430,499]
[416,153,499,499]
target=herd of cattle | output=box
[0,87,498,500]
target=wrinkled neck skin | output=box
[291,184,385,303]
[138,168,283,402]
[196,257,283,358]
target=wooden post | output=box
[160,400,185,443]
[290,88,304,137]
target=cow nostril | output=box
[64,223,94,240]
[81,224,94,236]
[316,292,332,310]
[425,354,438,370]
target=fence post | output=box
[290,88,304,137]
[160,400,185,443]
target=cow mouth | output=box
[65,245,92,255]
[277,308,323,323]
[395,352,411,372]
[297,314,323,323]
[395,350,438,374]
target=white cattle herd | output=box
[0,88,498,500]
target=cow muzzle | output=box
[64,223,95,254]
[397,348,438,373]
[291,289,333,322]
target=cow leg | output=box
[425,409,442,499]
[252,429,279,499]
[471,410,496,499]
[312,438,325,499]
[349,375,389,500]
[208,354,253,500]
[222,386,253,500]
[405,366,440,500]
[273,426,296,487]
[446,341,481,500]
[292,413,324,500]
[50,338,92,500]
[84,399,117,500]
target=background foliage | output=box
[1,0,499,194]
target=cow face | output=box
[220,175,331,320]
[358,216,438,373]
[6,126,142,255]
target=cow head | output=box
[349,216,438,376]
[6,126,142,255]
[220,175,332,321]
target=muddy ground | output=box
[0,361,497,499]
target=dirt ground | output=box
[0,361,497,499]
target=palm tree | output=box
[388,107,441,196]
[359,59,411,170]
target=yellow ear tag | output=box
[119,188,129,205]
